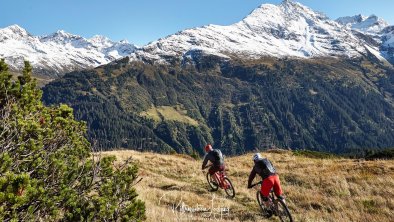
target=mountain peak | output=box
[278,0,316,14]
[52,30,79,39]
[0,24,137,75]
[242,0,324,26]
[280,0,299,8]
[336,14,389,34]
[135,0,365,63]
[363,14,387,24]
[6,24,26,32]
[55,30,72,36]
[89,35,112,44]
[40,30,83,43]
[1,24,29,37]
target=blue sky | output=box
[1,0,394,46]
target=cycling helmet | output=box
[204,144,213,152]
[252,153,262,162]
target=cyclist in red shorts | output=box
[247,153,284,209]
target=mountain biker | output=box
[201,144,225,175]
[247,153,284,210]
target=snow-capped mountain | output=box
[0,25,136,76]
[336,14,389,34]
[2,0,394,76]
[335,14,394,63]
[132,0,373,64]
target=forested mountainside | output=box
[40,1,394,155]
[43,55,394,155]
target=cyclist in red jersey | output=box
[201,144,225,175]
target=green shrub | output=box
[365,148,394,160]
[0,60,145,221]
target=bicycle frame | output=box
[212,170,229,189]
[204,165,236,198]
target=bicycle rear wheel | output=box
[256,191,273,218]
[206,172,219,191]
[276,198,293,222]
[223,177,235,198]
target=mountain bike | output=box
[251,181,293,222]
[204,165,235,198]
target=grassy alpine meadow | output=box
[104,149,394,222]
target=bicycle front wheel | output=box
[206,172,219,191]
[276,198,293,222]
[256,191,273,218]
[223,177,235,198]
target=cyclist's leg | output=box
[208,165,220,183]
[218,164,228,187]
[219,164,225,172]
[272,174,284,199]
[208,165,220,175]
[261,176,274,207]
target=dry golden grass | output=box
[104,150,394,222]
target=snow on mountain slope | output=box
[336,14,389,35]
[380,26,394,63]
[0,25,136,76]
[2,0,393,74]
[381,26,394,47]
[336,14,393,63]
[132,0,369,63]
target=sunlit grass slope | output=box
[105,150,394,222]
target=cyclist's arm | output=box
[201,154,209,170]
[247,168,257,188]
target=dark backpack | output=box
[255,158,276,178]
[211,149,224,165]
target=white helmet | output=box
[252,153,262,162]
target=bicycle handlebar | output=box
[250,181,262,188]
